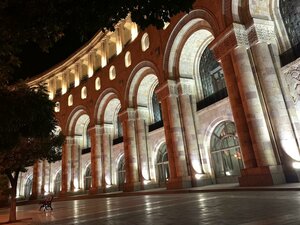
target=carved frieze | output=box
[283,58,300,103]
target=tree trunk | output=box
[9,181,17,222]
[6,171,19,223]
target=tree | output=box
[0,0,195,83]
[0,83,64,223]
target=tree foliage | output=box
[0,0,195,83]
[0,83,64,222]
[0,83,64,174]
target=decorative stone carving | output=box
[283,58,300,103]
[247,19,276,45]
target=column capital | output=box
[155,80,178,101]
[247,18,276,46]
[209,23,248,60]
[88,124,102,135]
[119,108,136,122]
[65,136,74,144]
[177,78,195,96]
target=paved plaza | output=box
[1,188,300,225]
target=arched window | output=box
[199,47,226,99]
[109,66,116,80]
[141,33,150,51]
[156,143,169,187]
[210,121,243,178]
[117,116,123,138]
[124,51,131,67]
[95,77,101,91]
[68,95,73,106]
[81,86,87,99]
[24,175,33,199]
[280,0,300,48]
[54,102,60,112]
[152,92,162,123]
[84,165,92,191]
[54,170,61,194]
[117,155,126,191]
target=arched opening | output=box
[24,175,33,199]
[156,143,169,187]
[141,33,150,51]
[199,46,226,99]
[210,121,243,182]
[84,164,92,191]
[54,170,61,194]
[117,155,126,191]
[279,0,300,64]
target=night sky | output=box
[13,30,92,82]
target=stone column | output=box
[156,80,191,189]
[88,125,102,194]
[88,50,96,77]
[177,78,211,186]
[119,108,141,192]
[100,124,113,192]
[41,160,50,195]
[31,161,42,199]
[136,107,153,188]
[61,136,72,194]
[71,137,81,191]
[100,38,108,67]
[210,22,285,186]
[249,19,300,181]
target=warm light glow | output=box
[95,77,101,90]
[62,84,67,95]
[81,86,87,99]
[131,23,138,40]
[74,178,79,190]
[88,66,94,77]
[54,102,60,112]
[192,160,202,174]
[109,66,116,80]
[49,92,54,100]
[101,55,107,68]
[142,168,150,180]
[281,139,300,161]
[116,41,122,55]
[68,95,73,106]
[292,162,300,169]
[195,174,202,180]
[163,22,170,30]
[143,180,151,185]
[74,76,80,87]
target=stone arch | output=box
[125,61,161,109]
[66,106,91,151]
[203,116,235,175]
[163,9,220,80]
[65,106,90,136]
[270,0,292,52]
[93,88,121,125]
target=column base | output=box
[191,174,213,187]
[166,176,192,190]
[238,165,286,186]
[123,182,141,192]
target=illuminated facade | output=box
[17,0,300,198]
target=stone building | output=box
[16,0,300,198]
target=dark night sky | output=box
[13,30,91,82]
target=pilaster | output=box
[156,80,192,189]
[61,136,72,195]
[88,125,102,194]
[119,108,141,192]
[100,124,113,192]
[210,22,285,186]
